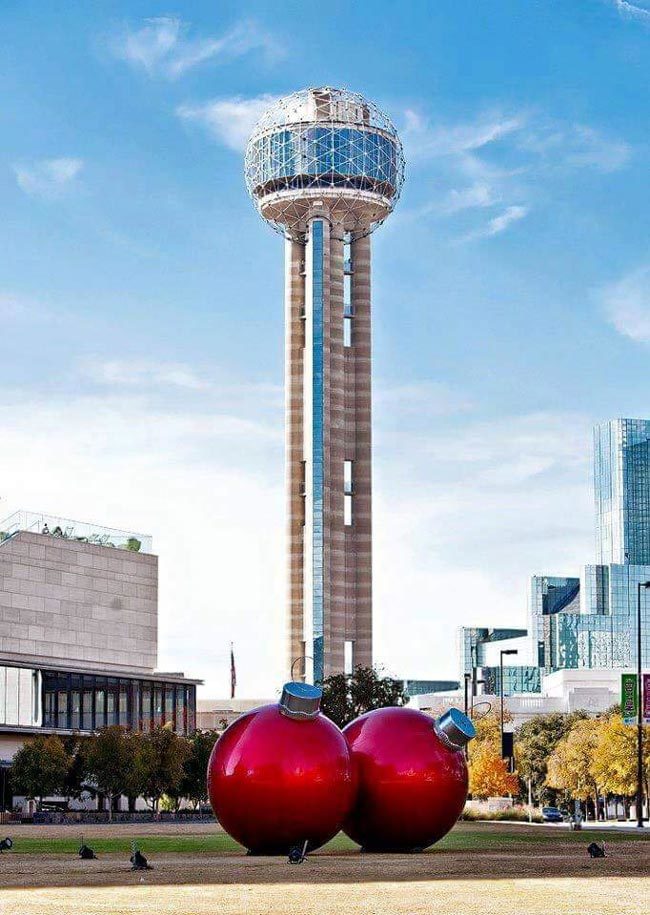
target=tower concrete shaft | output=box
[286,215,372,683]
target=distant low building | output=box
[197,698,271,731]
[412,668,623,729]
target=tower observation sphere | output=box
[244,87,405,684]
[245,87,405,239]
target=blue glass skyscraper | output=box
[594,418,650,565]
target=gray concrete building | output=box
[244,87,405,682]
[0,510,200,812]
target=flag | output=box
[230,643,236,699]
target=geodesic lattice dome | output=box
[244,87,405,240]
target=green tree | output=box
[85,726,138,820]
[173,729,220,809]
[320,666,408,729]
[515,711,587,804]
[135,727,189,811]
[60,736,90,803]
[10,735,70,809]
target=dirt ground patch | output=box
[0,823,646,914]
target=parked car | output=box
[541,806,564,823]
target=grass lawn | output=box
[3,821,645,855]
[0,822,646,913]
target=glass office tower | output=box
[245,88,405,683]
[459,418,650,690]
[594,418,650,565]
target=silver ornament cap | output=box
[434,708,476,751]
[279,682,322,720]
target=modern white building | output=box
[412,668,623,729]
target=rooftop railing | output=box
[0,510,152,554]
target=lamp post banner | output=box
[622,673,637,725]
[644,673,650,726]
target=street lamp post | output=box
[500,649,518,755]
[636,581,650,829]
[464,673,471,717]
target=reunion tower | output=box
[245,87,405,683]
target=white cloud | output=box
[613,0,650,24]
[443,182,499,213]
[0,382,284,698]
[375,381,473,416]
[81,359,211,391]
[13,158,83,198]
[0,354,596,690]
[176,95,278,152]
[400,105,630,242]
[519,122,631,173]
[600,266,650,343]
[111,17,281,79]
[460,204,529,242]
[402,110,524,162]
[373,410,593,678]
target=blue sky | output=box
[1,0,650,696]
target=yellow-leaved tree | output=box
[591,715,650,800]
[469,742,520,799]
[546,718,602,805]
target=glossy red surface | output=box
[343,706,469,851]
[207,703,355,854]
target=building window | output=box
[95,680,106,728]
[153,686,163,727]
[344,494,353,526]
[165,686,175,727]
[175,686,186,734]
[141,684,152,731]
[106,679,118,726]
[57,689,68,729]
[38,671,196,736]
[119,680,129,726]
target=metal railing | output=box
[0,510,152,554]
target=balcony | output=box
[0,510,153,554]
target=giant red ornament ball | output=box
[207,682,355,854]
[343,706,475,851]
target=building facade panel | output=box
[0,532,157,673]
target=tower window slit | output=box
[344,460,353,525]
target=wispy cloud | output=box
[402,109,524,162]
[375,381,473,416]
[176,94,278,151]
[78,357,284,409]
[110,17,282,79]
[399,105,630,243]
[81,359,211,391]
[443,182,499,214]
[518,122,631,173]
[600,266,650,343]
[460,205,529,243]
[13,158,83,198]
[613,0,650,25]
